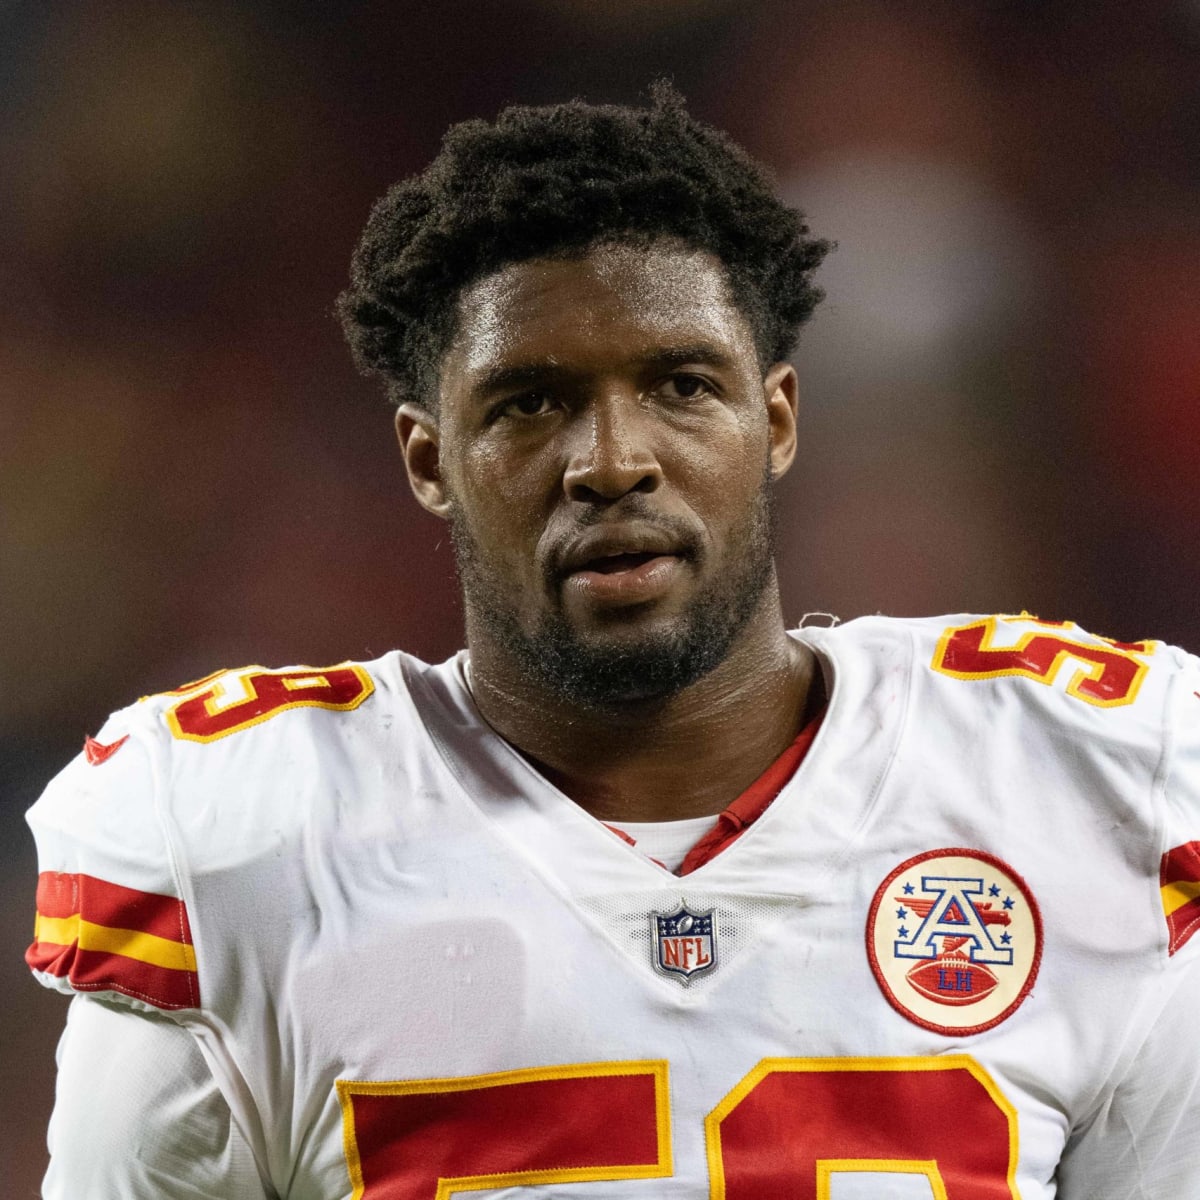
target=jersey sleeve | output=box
[1159,649,1200,960]
[1057,648,1200,1196]
[44,995,271,1200]
[24,706,200,1012]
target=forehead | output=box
[442,242,756,389]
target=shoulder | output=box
[804,610,1198,778]
[33,651,417,810]
[26,690,196,1011]
[25,651,435,1011]
[804,610,1191,723]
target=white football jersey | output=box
[26,613,1200,1198]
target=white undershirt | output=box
[610,814,717,872]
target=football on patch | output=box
[905,953,998,1007]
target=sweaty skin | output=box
[396,241,822,823]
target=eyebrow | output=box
[641,343,739,372]
[469,343,739,398]
[470,360,567,398]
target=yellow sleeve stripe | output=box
[1162,878,1200,918]
[34,913,198,974]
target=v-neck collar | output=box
[398,620,913,903]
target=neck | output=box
[465,593,822,823]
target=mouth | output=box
[553,520,696,610]
[563,550,686,608]
[581,551,666,575]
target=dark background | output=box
[3,1,1198,1190]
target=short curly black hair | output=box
[339,83,829,412]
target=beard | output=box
[449,464,779,708]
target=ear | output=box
[395,404,452,518]
[763,362,798,480]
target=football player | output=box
[26,85,1200,1197]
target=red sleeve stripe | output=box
[1161,843,1200,956]
[27,872,199,1010]
[35,872,192,943]
[26,942,199,1010]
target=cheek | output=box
[684,425,770,528]
[453,453,552,569]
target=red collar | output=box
[673,711,824,876]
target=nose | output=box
[562,392,663,503]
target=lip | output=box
[563,553,685,608]
[556,524,686,577]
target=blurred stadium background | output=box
[2,0,1198,1188]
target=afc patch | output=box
[652,904,716,982]
[867,848,1042,1036]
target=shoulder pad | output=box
[1161,649,1200,957]
[25,702,199,1011]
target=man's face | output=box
[399,241,798,706]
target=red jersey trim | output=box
[607,714,824,877]
[1162,842,1200,956]
[27,872,199,1010]
[675,714,823,876]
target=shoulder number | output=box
[160,664,374,743]
[931,615,1154,708]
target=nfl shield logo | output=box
[652,904,717,981]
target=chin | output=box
[520,614,732,708]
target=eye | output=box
[498,392,556,420]
[658,373,715,401]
